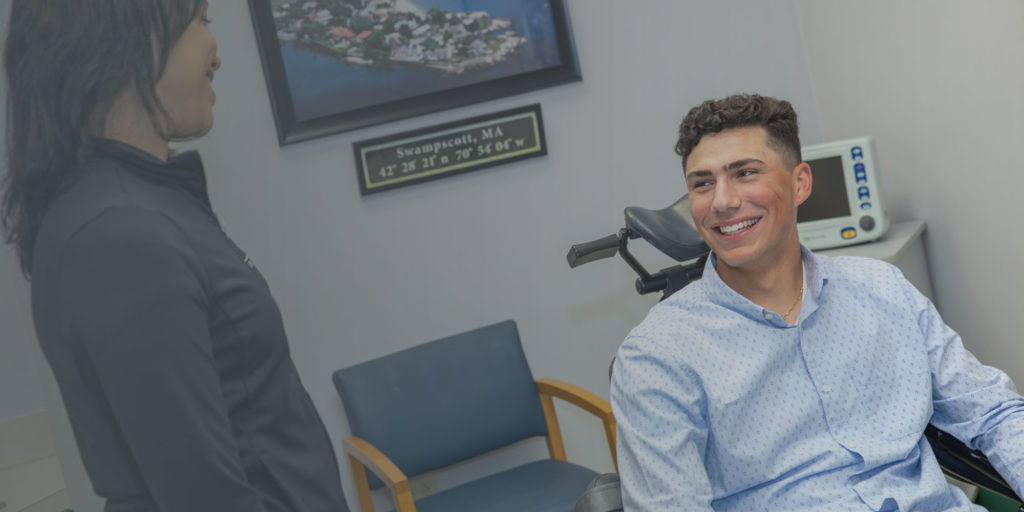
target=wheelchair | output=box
[567,195,1022,511]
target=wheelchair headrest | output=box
[624,195,709,262]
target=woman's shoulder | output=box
[39,157,187,247]
[34,186,199,286]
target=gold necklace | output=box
[782,275,805,322]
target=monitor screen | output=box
[798,155,851,223]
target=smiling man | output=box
[609,94,1024,511]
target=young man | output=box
[610,94,1024,511]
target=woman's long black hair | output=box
[2,0,205,277]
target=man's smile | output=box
[715,217,761,235]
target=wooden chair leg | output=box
[392,485,417,512]
[540,393,568,460]
[347,455,376,512]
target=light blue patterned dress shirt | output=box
[611,247,1024,511]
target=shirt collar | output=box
[699,245,831,326]
[82,137,210,205]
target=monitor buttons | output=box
[860,202,872,210]
[857,186,870,200]
[860,215,876,231]
[851,146,864,160]
[854,163,868,184]
[841,227,857,240]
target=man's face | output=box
[684,126,811,275]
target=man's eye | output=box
[690,180,712,189]
[738,169,756,178]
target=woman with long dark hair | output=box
[2,1,349,510]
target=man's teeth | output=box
[719,218,759,234]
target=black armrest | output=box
[925,424,1021,504]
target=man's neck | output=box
[717,242,805,317]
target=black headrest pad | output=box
[624,195,709,262]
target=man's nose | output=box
[711,180,740,212]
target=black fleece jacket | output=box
[30,138,349,512]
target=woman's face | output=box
[155,4,221,139]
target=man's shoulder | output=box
[806,250,925,315]
[810,250,905,287]
[619,280,716,353]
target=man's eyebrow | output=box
[724,158,765,171]
[686,158,766,179]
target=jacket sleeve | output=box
[908,267,1024,497]
[56,206,270,511]
[610,335,715,511]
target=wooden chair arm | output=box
[537,378,614,420]
[535,378,618,471]
[342,436,416,512]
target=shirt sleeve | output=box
[907,267,1024,496]
[610,335,715,511]
[56,207,270,511]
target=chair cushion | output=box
[334,320,549,489]
[395,459,598,512]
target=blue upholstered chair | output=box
[333,319,617,512]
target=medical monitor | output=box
[797,137,888,250]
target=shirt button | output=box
[764,312,773,320]
[822,385,831,393]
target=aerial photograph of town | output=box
[267,0,562,121]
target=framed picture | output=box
[247,0,581,145]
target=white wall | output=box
[795,0,1024,386]
[3,0,822,509]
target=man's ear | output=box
[793,162,812,206]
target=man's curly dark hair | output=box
[676,94,801,170]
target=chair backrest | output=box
[333,320,549,489]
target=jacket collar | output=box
[82,137,210,205]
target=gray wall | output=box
[2,0,821,509]
[795,0,1024,387]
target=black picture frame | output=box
[247,0,581,145]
